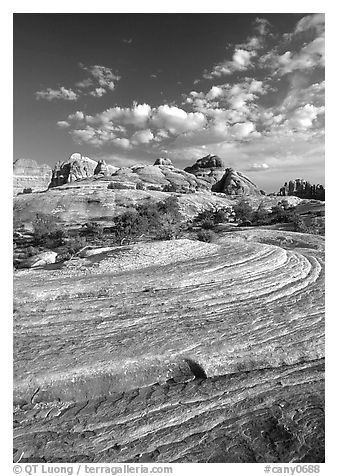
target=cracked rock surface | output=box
[13,231,324,463]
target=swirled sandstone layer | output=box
[13,232,324,463]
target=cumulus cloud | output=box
[35,87,78,101]
[79,64,121,92]
[277,37,325,74]
[112,138,131,149]
[294,13,325,35]
[203,48,255,79]
[245,163,270,171]
[253,17,271,36]
[57,120,70,128]
[151,105,206,134]
[285,104,324,130]
[89,87,107,97]
[131,129,154,145]
[35,64,121,101]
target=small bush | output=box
[81,222,104,237]
[197,230,214,243]
[32,213,67,247]
[194,207,232,229]
[111,196,183,244]
[56,236,87,261]
[200,218,215,230]
[233,200,254,223]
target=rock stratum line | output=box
[13,232,324,463]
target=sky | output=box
[13,13,325,192]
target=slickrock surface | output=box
[13,231,324,463]
[13,159,52,195]
[13,180,233,225]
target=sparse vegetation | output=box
[111,196,184,244]
[193,206,233,230]
[196,229,215,243]
[32,213,67,247]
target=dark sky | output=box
[13,13,324,191]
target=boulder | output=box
[19,251,58,268]
[49,153,98,188]
[154,158,173,166]
[13,159,52,195]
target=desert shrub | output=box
[32,213,67,247]
[253,208,272,225]
[291,215,323,235]
[113,209,142,244]
[81,221,104,237]
[270,201,297,223]
[200,218,215,230]
[56,236,87,261]
[111,196,183,244]
[194,207,232,229]
[197,229,214,243]
[233,200,255,224]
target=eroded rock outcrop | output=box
[49,153,98,188]
[279,179,325,201]
[184,155,262,195]
[153,158,173,166]
[13,159,52,195]
[214,167,262,195]
[109,164,210,193]
[184,154,226,188]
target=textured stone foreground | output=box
[13,232,324,463]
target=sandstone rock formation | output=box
[13,159,52,195]
[13,233,324,462]
[108,164,210,193]
[49,153,98,188]
[279,179,325,201]
[184,154,226,187]
[153,157,173,166]
[213,167,262,195]
[94,159,109,176]
[184,155,262,196]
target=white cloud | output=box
[245,163,269,171]
[203,48,255,79]
[285,104,324,130]
[253,18,271,36]
[80,64,121,92]
[205,86,224,100]
[294,13,325,35]
[278,37,325,74]
[35,87,78,101]
[112,138,131,149]
[57,120,70,128]
[131,129,154,145]
[152,105,206,134]
[89,87,107,97]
